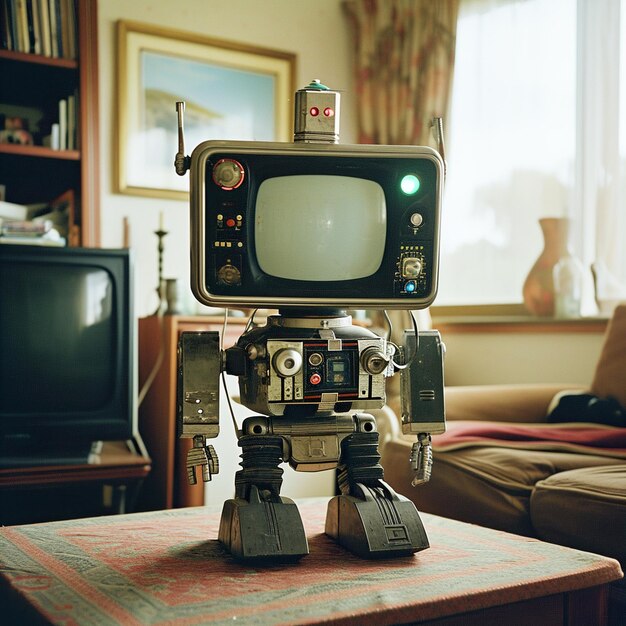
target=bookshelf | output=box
[0,0,100,246]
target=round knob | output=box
[410,213,424,228]
[212,159,245,190]
[273,348,303,377]
[217,264,241,285]
[308,352,323,366]
[360,346,389,375]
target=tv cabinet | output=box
[137,315,247,511]
[0,0,100,246]
[0,441,151,525]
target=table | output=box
[0,498,622,625]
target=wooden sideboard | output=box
[136,315,247,511]
[0,441,150,525]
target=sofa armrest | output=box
[444,383,586,423]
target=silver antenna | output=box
[175,101,190,175]
[431,117,447,180]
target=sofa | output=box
[377,304,626,624]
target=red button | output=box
[309,373,321,385]
[226,218,236,228]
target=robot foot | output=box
[325,481,429,559]
[218,485,309,562]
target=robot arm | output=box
[399,330,446,486]
[177,331,221,484]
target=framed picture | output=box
[116,21,296,199]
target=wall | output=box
[97,0,356,317]
[439,329,605,387]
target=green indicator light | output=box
[400,174,420,195]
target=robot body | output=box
[178,311,444,560]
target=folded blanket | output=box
[432,421,626,458]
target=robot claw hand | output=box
[409,433,433,486]
[187,434,220,485]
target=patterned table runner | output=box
[0,498,622,625]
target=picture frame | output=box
[116,21,297,200]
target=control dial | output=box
[360,346,389,375]
[217,264,241,285]
[401,257,423,279]
[273,348,303,377]
[212,159,245,190]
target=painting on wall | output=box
[116,21,296,200]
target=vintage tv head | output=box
[176,81,444,311]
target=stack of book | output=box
[0,0,77,60]
[0,198,67,246]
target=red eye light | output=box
[309,107,320,116]
[323,107,334,117]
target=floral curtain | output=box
[343,0,459,367]
[343,0,459,147]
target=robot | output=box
[174,81,446,561]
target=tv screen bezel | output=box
[189,141,444,310]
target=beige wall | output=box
[439,328,604,387]
[97,0,356,317]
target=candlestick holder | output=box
[153,228,169,315]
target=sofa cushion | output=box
[531,465,626,566]
[381,428,626,537]
[591,303,626,409]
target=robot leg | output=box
[325,413,429,558]
[218,417,308,561]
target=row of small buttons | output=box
[214,241,244,248]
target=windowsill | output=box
[430,304,610,334]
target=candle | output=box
[123,216,130,247]
[159,211,164,231]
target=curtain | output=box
[576,0,625,312]
[343,0,460,356]
[342,0,460,146]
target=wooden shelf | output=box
[0,48,78,69]
[0,143,79,160]
[0,442,150,488]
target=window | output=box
[438,0,626,310]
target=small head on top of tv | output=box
[174,81,445,311]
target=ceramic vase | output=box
[522,217,571,316]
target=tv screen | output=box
[0,245,136,466]
[2,264,115,412]
[255,175,386,281]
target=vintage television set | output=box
[0,245,137,467]
[189,141,444,310]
